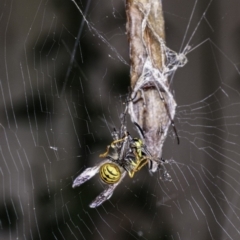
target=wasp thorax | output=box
[100,163,121,184]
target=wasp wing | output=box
[89,171,127,208]
[72,160,110,188]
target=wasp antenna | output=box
[134,122,145,138]
[171,121,180,145]
[177,136,180,145]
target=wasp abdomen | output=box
[100,163,121,184]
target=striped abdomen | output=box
[100,163,121,184]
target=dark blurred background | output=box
[0,0,240,239]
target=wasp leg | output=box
[128,157,149,178]
[99,137,128,158]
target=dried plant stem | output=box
[126,0,175,159]
[126,0,165,86]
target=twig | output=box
[126,0,183,160]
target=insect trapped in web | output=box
[72,39,190,208]
[72,105,167,208]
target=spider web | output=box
[0,0,240,239]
